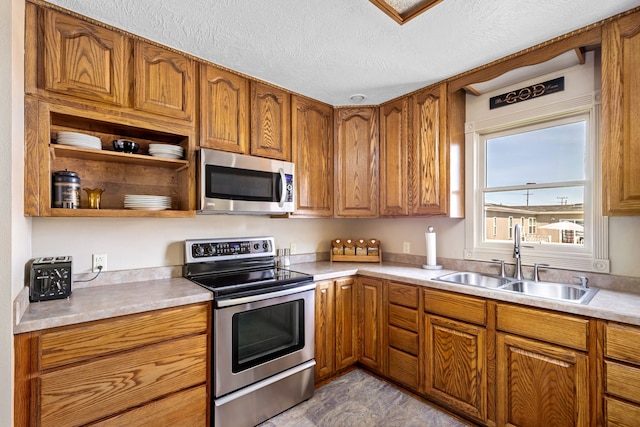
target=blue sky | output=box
[485,120,586,206]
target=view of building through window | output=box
[482,118,587,246]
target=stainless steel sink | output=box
[498,280,598,304]
[436,271,513,288]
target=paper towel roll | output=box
[426,229,437,266]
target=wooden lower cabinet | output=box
[386,281,421,390]
[14,303,210,427]
[602,321,640,426]
[496,303,591,427]
[423,288,489,424]
[358,276,385,373]
[314,277,357,382]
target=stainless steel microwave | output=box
[199,148,295,214]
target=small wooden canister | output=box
[331,238,345,256]
[344,239,356,256]
[356,239,368,256]
[367,239,380,256]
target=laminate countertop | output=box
[13,261,640,334]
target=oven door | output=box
[213,284,315,397]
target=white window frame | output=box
[464,91,610,273]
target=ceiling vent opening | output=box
[369,0,444,25]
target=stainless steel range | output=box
[184,236,316,427]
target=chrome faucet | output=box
[513,223,523,280]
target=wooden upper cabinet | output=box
[410,84,465,217]
[134,40,195,121]
[379,97,410,216]
[200,65,249,153]
[601,11,640,216]
[251,81,291,160]
[292,96,334,217]
[334,107,379,217]
[410,85,447,216]
[39,8,128,106]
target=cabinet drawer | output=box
[496,304,588,351]
[605,397,640,427]
[40,303,209,370]
[606,322,640,365]
[388,347,419,390]
[424,288,486,325]
[40,334,207,427]
[91,385,207,427]
[388,325,419,355]
[606,361,640,405]
[388,282,418,308]
[389,304,418,331]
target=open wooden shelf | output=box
[50,144,189,170]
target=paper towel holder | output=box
[422,226,443,270]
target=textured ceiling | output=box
[47,0,640,106]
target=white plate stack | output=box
[56,131,102,150]
[149,144,184,159]
[124,195,172,211]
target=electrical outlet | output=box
[403,242,411,253]
[290,243,297,254]
[92,253,107,273]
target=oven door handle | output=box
[216,282,316,308]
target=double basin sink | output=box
[435,271,598,305]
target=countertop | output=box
[13,261,640,334]
[293,261,640,327]
[13,278,212,334]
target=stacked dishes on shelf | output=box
[124,195,172,211]
[56,131,102,150]
[149,144,184,159]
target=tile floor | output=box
[259,369,473,426]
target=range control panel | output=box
[29,256,72,302]
[185,237,275,263]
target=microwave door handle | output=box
[278,168,286,207]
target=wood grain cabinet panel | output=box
[335,277,358,370]
[251,81,291,160]
[409,84,464,217]
[380,97,409,216]
[14,303,210,427]
[334,107,379,217]
[603,321,640,426]
[91,385,207,427]
[497,332,589,427]
[314,279,335,381]
[358,276,384,373]
[423,288,486,325]
[40,334,207,427]
[134,40,195,121]
[292,96,334,217]
[425,314,487,421]
[601,10,640,215]
[314,277,358,383]
[200,64,250,153]
[40,8,128,106]
[385,281,421,391]
[496,303,589,351]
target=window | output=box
[464,62,609,273]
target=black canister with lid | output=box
[52,170,81,208]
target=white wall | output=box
[3,0,29,425]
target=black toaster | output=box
[29,256,72,302]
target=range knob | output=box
[194,245,205,257]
